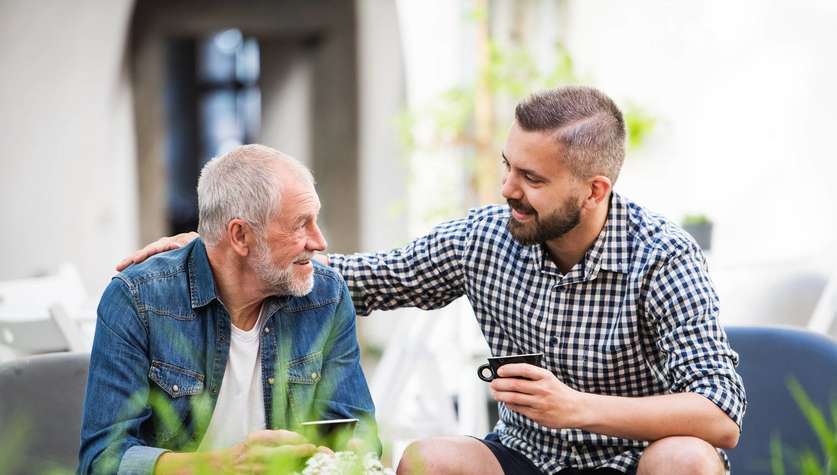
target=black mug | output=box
[477,352,543,382]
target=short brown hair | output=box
[515,86,626,183]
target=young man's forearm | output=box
[574,392,740,448]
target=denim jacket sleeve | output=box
[312,280,381,454]
[78,278,168,475]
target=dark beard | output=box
[507,197,581,245]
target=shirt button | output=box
[264,327,270,334]
[172,385,180,393]
[311,372,320,382]
[268,377,275,385]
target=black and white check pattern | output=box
[329,192,746,474]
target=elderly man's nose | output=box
[309,225,327,252]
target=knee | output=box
[637,436,724,475]
[397,438,452,475]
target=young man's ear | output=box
[227,219,252,257]
[583,176,612,209]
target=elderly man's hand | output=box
[115,232,199,271]
[489,363,584,430]
[223,429,322,473]
[155,429,323,474]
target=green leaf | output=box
[788,378,836,463]
[771,433,786,475]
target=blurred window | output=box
[164,30,261,233]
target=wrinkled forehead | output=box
[277,176,320,217]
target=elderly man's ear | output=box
[227,219,254,257]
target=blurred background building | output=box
[2,0,837,467]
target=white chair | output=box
[0,263,93,359]
[808,267,837,337]
[369,297,492,465]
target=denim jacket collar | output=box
[188,239,291,314]
[188,239,219,309]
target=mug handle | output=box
[477,363,495,382]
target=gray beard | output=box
[251,239,314,297]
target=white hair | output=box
[197,144,314,246]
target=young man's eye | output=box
[525,174,540,183]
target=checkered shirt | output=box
[329,192,746,474]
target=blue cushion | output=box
[725,326,837,474]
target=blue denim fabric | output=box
[78,239,377,474]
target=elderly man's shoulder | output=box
[283,261,349,315]
[310,260,347,292]
[116,241,194,287]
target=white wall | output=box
[565,0,837,267]
[0,0,137,295]
[357,0,409,252]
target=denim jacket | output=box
[78,239,377,474]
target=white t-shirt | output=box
[198,305,266,450]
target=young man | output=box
[81,145,377,474]
[120,87,745,474]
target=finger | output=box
[247,429,308,447]
[345,438,366,453]
[492,390,538,408]
[496,363,546,380]
[134,241,175,263]
[115,257,133,271]
[248,443,317,462]
[504,403,535,418]
[233,463,266,474]
[317,446,335,455]
[490,377,538,394]
[174,231,199,246]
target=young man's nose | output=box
[500,173,523,201]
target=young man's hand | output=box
[116,232,199,271]
[488,363,585,430]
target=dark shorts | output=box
[475,433,637,475]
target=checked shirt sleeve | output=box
[645,246,747,431]
[328,216,472,316]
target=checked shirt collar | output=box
[523,193,632,285]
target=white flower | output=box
[296,451,395,475]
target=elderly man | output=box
[79,145,377,474]
[121,87,745,474]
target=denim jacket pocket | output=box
[287,352,323,421]
[149,360,205,398]
[147,361,205,445]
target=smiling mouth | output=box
[511,207,535,221]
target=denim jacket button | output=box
[268,377,275,385]
[264,327,270,334]
[172,385,180,393]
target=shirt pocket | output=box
[287,351,323,422]
[569,341,642,395]
[148,360,205,443]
